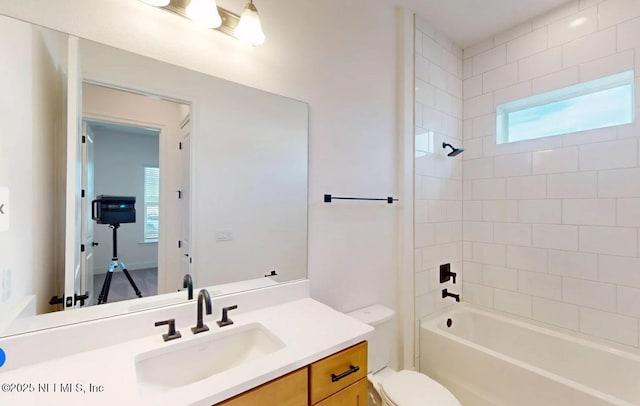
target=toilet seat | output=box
[380,370,461,406]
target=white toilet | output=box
[348,305,461,406]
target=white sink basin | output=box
[134,322,285,391]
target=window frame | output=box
[496,70,635,145]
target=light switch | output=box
[0,187,8,232]
[215,229,233,242]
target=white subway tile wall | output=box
[455,0,640,348]
[494,288,533,317]
[532,66,581,93]
[414,16,463,325]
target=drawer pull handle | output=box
[331,365,360,382]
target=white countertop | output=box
[0,297,373,406]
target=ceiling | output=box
[87,121,160,138]
[400,0,573,48]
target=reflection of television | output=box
[91,195,136,225]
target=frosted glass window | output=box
[497,70,635,144]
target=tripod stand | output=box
[97,224,143,304]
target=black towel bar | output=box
[324,194,398,204]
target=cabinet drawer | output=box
[309,341,367,404]
[215,367,308,406]
[315,378,368,406]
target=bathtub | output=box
[420,304,640,406]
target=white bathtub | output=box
[420,304,640,406]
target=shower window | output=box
[497,70,635,144]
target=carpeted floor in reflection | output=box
[92,267,158,304]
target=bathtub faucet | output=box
[442,289,460,302]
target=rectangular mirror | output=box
[0,14,308,337]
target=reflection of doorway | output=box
[72,82,191,307]
[85,120,160,304]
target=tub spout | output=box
[442,288,460,302]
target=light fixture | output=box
[139,0,266,46]
[234,0,265,46]
[138,0,171,6]
[185,0,222,28]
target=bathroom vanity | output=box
[0,282,373,406]
[217,342,368,406]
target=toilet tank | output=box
[348,304,395,374]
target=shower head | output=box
[442,142,464,157]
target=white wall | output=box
[413,16,463,366]
[193,85,308,286]
[0,16,67,318]
[0,0,399,318]
[31,27,67,314]
[461,0,640,348]
[91,127,159,273]
[0,17,34,317]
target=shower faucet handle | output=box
[439,263,457,284]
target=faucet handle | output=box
[217,305,238,327]
[439,263,457,284]
[155,318,182,342]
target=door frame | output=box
[82,112,169,293]
[81,120,96,305]
[178,114,191,279]
[64,35,82,309]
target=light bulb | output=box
[234,1,265,46]
[138,0,170,6]
[185,0,222,28]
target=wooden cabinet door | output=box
[215,368,307,406]
[315,378,368,406]
[309,341,367,404]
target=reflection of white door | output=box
[180,117,191,276]
[81,121,95,305]
[64,36,83,310]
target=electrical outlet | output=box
[214,229,233,242]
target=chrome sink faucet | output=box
[191,289,212,334]
[183,273,193,300]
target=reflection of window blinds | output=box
[144,166,160,242]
